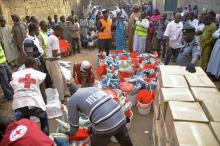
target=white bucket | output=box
[137,101,152,115]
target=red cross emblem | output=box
[18,74,36,88]
[15,129,22,136]
[10,125,27,142]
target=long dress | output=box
[128,12,140,52]
[115,18,125,50]
[0,25,18,63]
[200,23,217,70]
[207,28,220,78]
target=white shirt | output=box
[10,68,46,111]
[164,21,183,49]
[47,34,60,58]
[188,19,199,28]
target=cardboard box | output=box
[185,75,216,88]
[171,122,219,146]
[165,101,209,141]
[153,103,160,120]
[190,87,220,102]
[201,100,220,122]
[210,122,220,144]
[183,66,206,76]
[160,88,195,117]
[160,75,188,88]
[159,65,185,75]
[160,122,170,146]
[159,65,206,76]
[166,101,209,123]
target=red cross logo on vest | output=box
[10,125,27,142]
[18,74,36,88]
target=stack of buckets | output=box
[136,89,153,115]
[69,128,90,146]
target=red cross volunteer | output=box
[10,58,50,135]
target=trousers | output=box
[0,64,13,100]
[98,39,112,56]
[91,124,133,146]
[164,48,180,65]
[15,106,49,135]
[133,34,146,54]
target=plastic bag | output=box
[46,88,63,119]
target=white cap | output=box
[80,60,92,72]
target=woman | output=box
[207,27,220,79]
[147,9,160,51]
[114,11,126,50]
[200,14,217,70]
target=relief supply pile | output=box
[153,65,220,146]
[96,51,160,118]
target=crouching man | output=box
[67,85,133,146]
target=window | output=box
[164,0,178,11]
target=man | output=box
[73,60,95,87]
[155,13,169,58]
[164,13,183,65]
[47,16,53,29]
[67,86,133,146]
[0,42,13,102]
[200,14,217,70]
[128,5,139,52]
[97,9,113,56]
[38,20,49,58]
[176,24,201,73]
[133,12,149,53]
[25,16,31,26]
[80,15,89,40]
[46,25,66,103]
[11,14,28,60]
[10,58,49,135]
[68,10,78,24]
[71,18,81,54]
[0,16,18,68]
[187,12,199,29]
[52,15,59,28]
[24,23,44,67]
[30,16,39,24]
[0,117,54,146]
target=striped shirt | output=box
[68,87,126,134]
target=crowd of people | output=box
[0,2,220,146]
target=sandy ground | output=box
[1,48,220,146]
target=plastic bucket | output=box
[137,101,152,115]
[118,72,133,82]
[136,89,153,115]
[119,55,128,60]
[59,40,70,50]
[118,82,135,94]
[130,51,139,58]
[136,89,153,104]
[143,64,156,70]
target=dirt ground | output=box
[1,48,220,146]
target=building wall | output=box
[153,0,220,14]
[0,0,78,24]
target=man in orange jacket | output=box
[97,9,113,56]
[73,60,95,87]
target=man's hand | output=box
[186,63,196,73]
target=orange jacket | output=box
[98,19,112,39]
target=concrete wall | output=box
[153,0,220,14]
[0,0,78,24]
